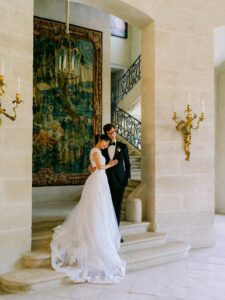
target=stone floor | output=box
[1,214,225,300]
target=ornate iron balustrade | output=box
[111,55,141,106]
[112,105,141,151]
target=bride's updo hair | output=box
[95,134,110,144]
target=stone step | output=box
[123,241,190,272]
[0,241,190,293]
[127,179,140,188]
[23,232,167,268]
[131,163,141,169]
[32,222,151,250]
[32,231,52,250]
[120,210,126,221]
[120,222,150,236]
[130,155,141,162]
[120,232,167,253]
[123,187,135,199]
[131,173,141,180]
[0,268,72,293]
[23,250,51,268]
[32,219,64,233]
[128,149,139,156]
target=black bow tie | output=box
[109,142,116,146]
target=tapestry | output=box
[33,17,102,186]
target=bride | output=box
[50,134,126,283]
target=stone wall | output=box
[0,0,33,272]
[123,0,217,247]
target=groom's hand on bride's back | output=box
[88,164,96,173]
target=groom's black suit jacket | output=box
[102,141,131,225]
[102,141,131,189]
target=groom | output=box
[102,123,131,227]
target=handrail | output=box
[112,105,141,151]
[111,55,141,106]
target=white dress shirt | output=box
[108,141,116,160]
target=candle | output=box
[17,77,20,94]
[1,59,4,75]
[202,100,205,113]
[188,92,191,105]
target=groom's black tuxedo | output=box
[102,141,131,225]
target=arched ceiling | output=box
[69,0,152,29]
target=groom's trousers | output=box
[108,183,125,226]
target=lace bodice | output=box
[89,147,105,167]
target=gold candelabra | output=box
[172,104,205,161]
[0,75,22,127]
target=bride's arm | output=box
[93,152,118,170]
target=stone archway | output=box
[215,26,225,214]
[70,0,156,225]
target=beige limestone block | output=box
[3,178,32,205]
[11,35,33,57]
[156,13,196,34]
[0,3,9,33]
[156,157,179,176]
[1,0,33,12]
[181,192,214,211]
[0,32,12,51]
[156,123,179,142]
[155,30,171,48]
[156,68,181,89]
[156,175,199,194]
[186,53,213,72]
[156,142,183,157]
[1,128,32,153]
[156,87,181,106]
[179,71,213,90]
[157,211,214,232]
[12,55,33,81]
[0,204,31,229]
[0,180,4,204]
[0,154,32,178]
[156,47,187,71]
[157,193,183,212]
[33,186,83,203]
[196,175,214,193]
[179,157,214,174]
[8,9,33,37]
[0,227,31,273]
[156,103,176,125]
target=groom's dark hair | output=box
[103,123,115,133]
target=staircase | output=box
[118,134,141,221]
[0,218,189,293]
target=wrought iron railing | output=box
[112,105,141,151]
[111,55,141,106]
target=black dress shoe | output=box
[120,238,124,243]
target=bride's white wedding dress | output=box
[50,148,126,283]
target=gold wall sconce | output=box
[0,61,22,127]
[172,96,205,161]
